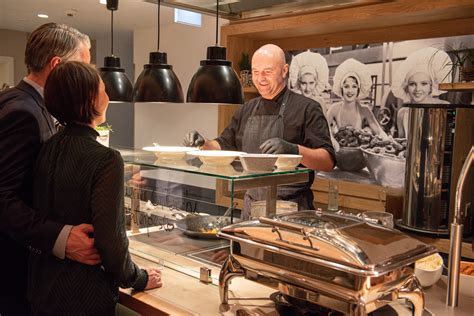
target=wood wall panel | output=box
[257,18,474,51]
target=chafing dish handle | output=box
[259,217,312,233]
[258,217,316,249]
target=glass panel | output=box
[121,146,310,283]
[117,146,310,180]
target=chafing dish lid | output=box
[219,211,436,274]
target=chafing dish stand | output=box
[218,210,437,316]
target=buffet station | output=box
[115,145,473,315]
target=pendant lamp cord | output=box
[110,10,114,56]
[157,0,161,51]
[215,0,219,46]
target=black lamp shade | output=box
[187,46,244,104]
[99,56,133,102]
[133,52,184,103]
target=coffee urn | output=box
[400,103,473,236]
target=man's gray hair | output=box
[25,23,90,73]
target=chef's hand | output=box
[145,268,163,290]
[183,130,205,147]
[65,224,101,265]
[260,138,298,154]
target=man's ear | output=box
[282,63,289,79]
[49,56,62,70]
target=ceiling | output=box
[0,0,382,39]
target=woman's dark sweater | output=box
[28,124,147,315]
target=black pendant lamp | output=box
[133,0,184,102]
[186,0,244,104]
[99,0,133,102]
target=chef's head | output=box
[44,61,109,127]
[251,44,288,99]
[25,23,91,76]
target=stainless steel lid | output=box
[219,210,436,275]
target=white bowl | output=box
[240,154,278,172]
[143,146,199,160]
[361,147,406,188]
[460,261,474,297]
[188,150,243,166]
[414,253,443,287]
[275,154,303,170]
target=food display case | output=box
[116,147,311,284]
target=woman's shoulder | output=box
[327,101,343,117]
[434,98,450,104]
[87,141,123,164]
[357,102,374,113]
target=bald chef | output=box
[184,44,335,219]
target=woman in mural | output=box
[392,47,451,138]
[289,51,331,114]
[327,58,387,139]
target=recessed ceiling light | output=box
[99,0,106,4]
[37,13,49,18]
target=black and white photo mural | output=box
[287,35,473,190]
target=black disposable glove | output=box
[260,138,299,154]
[183,130,205,147]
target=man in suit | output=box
[0,23,101,315]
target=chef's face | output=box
[342,77,359,103]
[95,79,109,125]
[299,73,316,97]
[252,53,288,99]
[406,72,432,104]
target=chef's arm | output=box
[298,145,335,171]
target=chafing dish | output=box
[217,210,436,316]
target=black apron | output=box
[241,89,314,219]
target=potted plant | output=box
[238,52,252,87]
[434,44,474,83]
[96,123,113,147]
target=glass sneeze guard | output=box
[116,147,311,180]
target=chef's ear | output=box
[282,63,289,79]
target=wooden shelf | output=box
[243,86,259,94]
[439,82,474,92]
[407,233,474,260]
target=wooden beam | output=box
[222,0,474,40]
[260,17,474,50]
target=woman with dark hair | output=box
[327,58,387,139]
[28,61,162,315]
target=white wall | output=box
[95,31,135,148]
[0,56,14,87]
[133,8,228,148]
[0,29,28,83]
[133,9,229,190]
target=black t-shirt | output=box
[215,88,335,162]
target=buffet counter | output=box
[120,254,474,316]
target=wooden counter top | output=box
[120,255,276,315]
[120,254,474,315]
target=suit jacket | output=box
[0,80,64,297]
[28,124,147,315]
